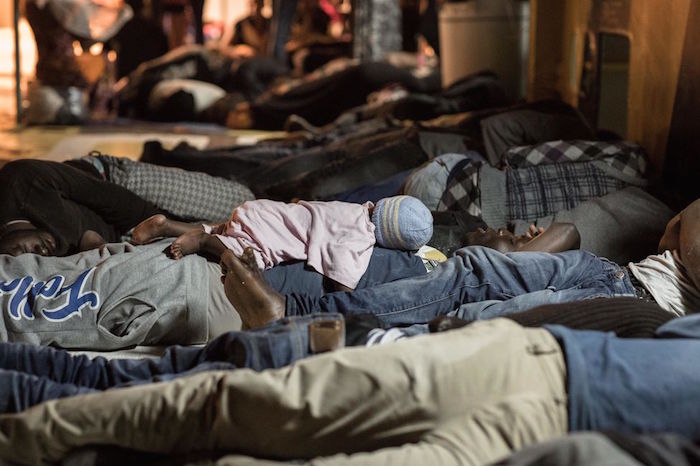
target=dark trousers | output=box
[0,160,161,255]
[0,297,670,414]
[141,126,428,201]
[0,315,337,413]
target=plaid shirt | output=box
[506,161,629,222]
[502,140,648,181]
[436,159,482,215]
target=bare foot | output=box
[170,230,208,259]
[220,247,285,329]
[132,214,170,245]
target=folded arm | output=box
[462,223,580,254]
[516,223,581,253]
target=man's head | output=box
[0,228,57,257]
[463,227,529,253]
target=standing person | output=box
[230,0,270,56]
[267,0,299,62]
[353,0,402,61]
[23,0,133,124]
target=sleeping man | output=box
[0,201,698,465]
[0,158,254,257]
[223,198,699,330]
[1,276,700,466]
[0,204,697,463]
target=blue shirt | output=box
[546,314,700,438]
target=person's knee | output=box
[0,160,52,192]
[1,159,46,178]
[1,159,59,185]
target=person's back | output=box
[627,198,700,317]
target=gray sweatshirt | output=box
[0,241,237,350]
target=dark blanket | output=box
[141,126,429,201]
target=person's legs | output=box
[451,247,636,321]
[251,62,438,129]
[0,320,567,465]
[284,246,635,327]
[0,315,329,384]
[170,230,227,259]
[0,313,327,410]
[138,140,294,188]
[190,0,205,44]
[131,214,204,244]
[430,297,674,339]
[0,369,96,414]
[267,0,299,63]
[24,1,87,89]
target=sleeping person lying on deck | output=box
[2,201,695,422]
[132,195,434,291]
[0,237,429,350]
[0,158,254,257]
[0,297,673,414]
[223,198,700,330]
[4,305,700,465]
[0,218,577,353]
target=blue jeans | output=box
[286,247,636,327]
[0,314,341,413]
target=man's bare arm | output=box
[516,223,581,253]
[462,223,580,253]
[679,199,700,290]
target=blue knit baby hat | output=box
[372,195,433,250]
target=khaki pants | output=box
[0,319,568,466]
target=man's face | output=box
[463,227,529,253]
[0,229,57,257]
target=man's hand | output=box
[522,224,546,240]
